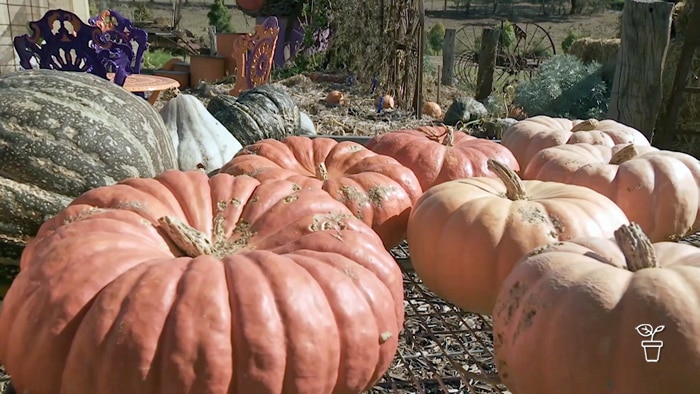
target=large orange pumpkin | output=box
[502,116,650,169]
[365,126,520,190]
[406,160,629,314]
[523,143,700,242]
[220,136,423,249]
[0,170,404,394]
[493,223,700,393]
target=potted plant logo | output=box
[635,324,665,362]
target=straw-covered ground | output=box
[155,71,474,139]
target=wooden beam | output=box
[414,0,426,118]
[442,29,456,86]
[607,0,674,140]
[654,0,700,148]
[475,28,500,101]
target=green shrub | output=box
[207,0,233,34]
[498,21,516,50]
[428,23,446,54]
[609,0,624,10]
[513,54,610,119]
[142,49,173,70]
[133,3,153,22]
[561,31,585,53]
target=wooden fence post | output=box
[442,29,456,86]
[607,0,674,140]
[475,28,500,101]
[208,26,217,56]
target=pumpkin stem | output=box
[571,119,599,132]
[487,159,527,200]
[609,144,638,165]
[614,223,659,271]
[316,162,329,181]
[158,216,214,257]
[443,127,455,147]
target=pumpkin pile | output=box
[3,68,700,394]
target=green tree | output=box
[207,0,233,33]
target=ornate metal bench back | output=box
[12,9,132,85]
[89,9,149,74]
[230,16,280,96]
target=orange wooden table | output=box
[108,73,180,104]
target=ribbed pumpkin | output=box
[523,143,700,242]
[0,170,404,394]
[160,93,242,173]
[365,126,520,190]
[0,69,177,267]
[220,136,423,248]
[493,223,700,394]
[502,116,650,169]
[207,83,301,146]
[406,160,629,314]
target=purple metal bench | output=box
[12,9,135,86]
[88,9,149,75]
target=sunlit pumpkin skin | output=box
[523,143,700,242]
[422,101,442,118]
[0,170,404,394]
[220,136,423,249]
[366,126,520,190]
[325,90,344,105]
[502,116,650,169]
[493,223,700,394]
[406,160,629,314]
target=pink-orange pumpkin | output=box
[523,143,700,242]
[220,136,423,249]
[366,126,520,190]
[493,223,700,393]
[502,116,650,169]
[0,170,404,394]
[407,160,629,314]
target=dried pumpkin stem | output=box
[614,223,658,271]
[443,127,455,147]
[487,159,527,200]
[316,162,329,181]
[609,144,638,165]
[158,216,214,257]
[571,118,599,132]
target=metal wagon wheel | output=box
[454,21,556,94]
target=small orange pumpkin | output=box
[493,223,700,393]
[422,101,442,118]
[325,90,344,105]
[375,95,395,109]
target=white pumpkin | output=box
[298,111,317,136]
[160,94,242,173]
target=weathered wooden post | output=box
[208,26,217,55]
[655,0,700,147]
[475,27,500,101]
[607,0,674,140]
[415,0,426,118]
[442,29,456,86]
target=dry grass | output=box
[568,37,620,65]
